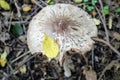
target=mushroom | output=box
[27,4,97,65]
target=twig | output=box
[7,55,36,79]
[27,61,34,80]
[25,7,40,22]
[91,47,95,68]
[98,0,109,43]
[8,12,13,31]
[40,0,48,6]
[13,55,35,74]
[98,60,120,80]
[11,51,30,64]
[32,0,44,8]
[95,1,110,43]
[92,38,120,56]
[14,0,21,18]
[98,0,106,22]
[14,0,27,34]
[5,21,28,24]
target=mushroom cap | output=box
[27,4,97,56]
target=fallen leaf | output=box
[22,4,31,12]
[91,10,97,16]
[115,7,120,13]
[15,65,27,74]
[11,23,23,36]
[91,0,97,5]
[103,5,110,15]
[93,18,101,25]
[31,0,36,3]
[18,35,27,43]
[0,49,7,67]
[74,0,83,3]
[83,0,88,2]
[103,0,111,5]
[113,32,120,41]
[42,33,60,58]
[85,70,97,80]
[47,0,55,5]
[19,65,27,73]
[0,0,10,10]
[87,6,94,12]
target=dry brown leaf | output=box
[113,32,120,41]
[85,70,97,80]
[92,10,97,16]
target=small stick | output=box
[8,12,13,31]
[13,55,35,74]
[92,38,120,56]
[11,51,30,64]
[91,47,95,68]
[40,0,48,6]
[95,5,110,43]
[98,60,120,80]
[98,0,109,43]
[14,0,27,34]
[32,0,44,8]
[14,0,21,18]
[7,55,36,79]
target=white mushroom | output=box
[27,4,97,63]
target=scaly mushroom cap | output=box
[27,4,97,59]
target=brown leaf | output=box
[85,70,97,80]
[113,32,120,41]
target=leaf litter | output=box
[0,0,120,80]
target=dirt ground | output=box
[0,0,120,80]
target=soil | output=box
[0,0,120,80]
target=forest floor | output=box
[0,0,120,80]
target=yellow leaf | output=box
[0,58,7,67]
[19,65,27,73]
[42,33,60,58]
[1,50,7,59]
[93,18,101,25]
[22,5,31,12]
[0,0,10,10]
[0,50,7,67]
[74,0,82,3]
[15,65,27,74]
